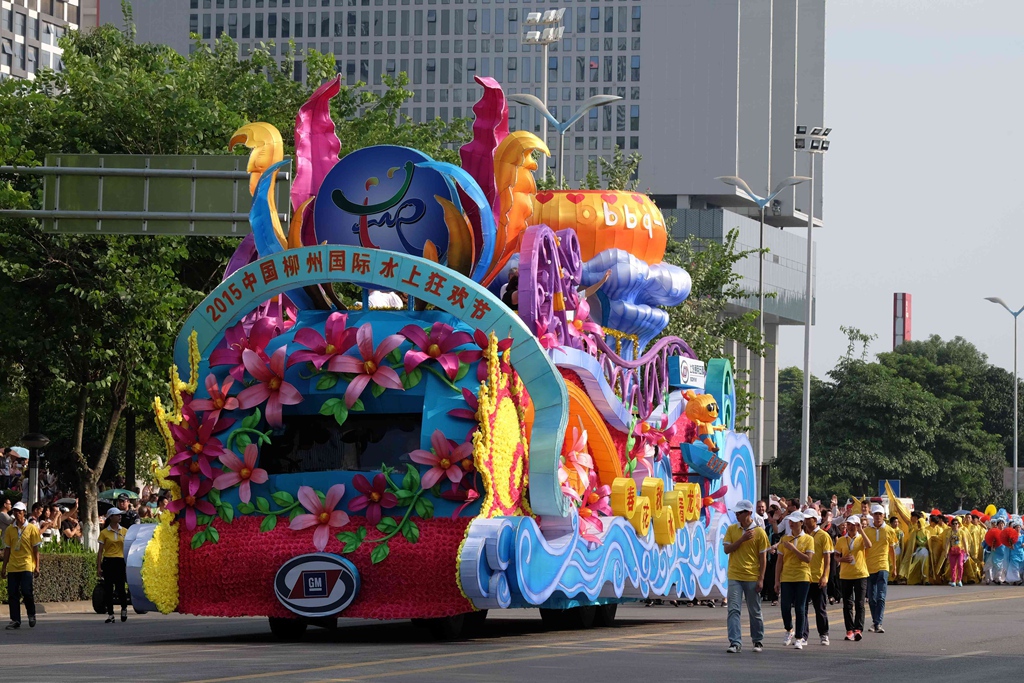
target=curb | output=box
[36,601,95,614]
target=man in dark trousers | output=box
[822,507,843,604]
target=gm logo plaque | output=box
[274,554,360,618]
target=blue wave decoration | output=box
[459,428,756,609]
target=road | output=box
[5,585,1021,683]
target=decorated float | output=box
[124,76,755,639]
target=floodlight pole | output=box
[799,153,815,506]
[986,296,1024,515]
[541,40,550,179]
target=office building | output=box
[100,0,827,480]
[0,0,81,79]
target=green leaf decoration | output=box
[241,408,262,430]
[387,347,403,365]
[255,497,271,514]
[259,514,278,532]
[207,488,221,505]
[316,372,340,390]
[195,513,214,526]
[237,502,255,515]
[234,432,252,450]
[319,398,342,415]
[356,526,368,540]
[377,517,400,534]
[401,519,420,544]
[414,497,434,519]
[395,488,415,503]
[207,526,220,543]
[336,531,363,553]
[370,542,390,564]
[271,491,295,507]
[218,504,234,524]
[454,361,470,381]
[351,398,365,412]
[190,531,207,550]
[258,430,274,445]
[288,507,302,522]
[402,463,421,492]
[332,400,349,427]
[371,382,386,398]
[401,367,422,389]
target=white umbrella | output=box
[8,446,29,459]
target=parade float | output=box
[124,76,755,639]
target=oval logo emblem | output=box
[274,553,360,618]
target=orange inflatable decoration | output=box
[529,189,669,265]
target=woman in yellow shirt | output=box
[774,511,815,650]
[834,515,873,641]
[96,509,129,623]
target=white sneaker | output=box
[821,635,830,646]
[783,631,794,647]
[794,638,805,650]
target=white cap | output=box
[733,499,754,513]
[870,504,885,515]
[846,515,861,525]
[105,509,122,518]
[12,501,26,512]
[804,508,821,521]
[786,511,805,524]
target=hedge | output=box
[1,548,98,603]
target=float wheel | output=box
[594,603,617,627]
[539,605,597,630]
[412,614,466,640]
[268,617,308,641]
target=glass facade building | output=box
[0,0,79,80]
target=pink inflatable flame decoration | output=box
[291,75,342,217]
[459,76,509,224]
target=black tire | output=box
[411,614,466,640]
[91,584,107,614]
[540,605,597,630]
[463,610,488,635]
[268,617,308,641]
[594,603,617,627]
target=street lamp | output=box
[716,174,809,500]
[20,432,50,509]
[985,296,1024,515]
[523,8,565,180]
[793,125,832,504]
[509,93,622,188]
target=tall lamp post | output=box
[523,9,565,180]
[509,93,622,188]
[715,174,809,501]
[20,432,50,509]
[985,296,1024,515]
[793,125,831,504]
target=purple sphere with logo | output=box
[313,145,451,258]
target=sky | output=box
[776,0,1024,377]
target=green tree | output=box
[0,22,468,544]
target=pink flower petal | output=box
[325,312,349,345]
[249,316,280,352]
[439,331,473,353]
[371,365,404,391]
[430,430,449,457]
[329,355,366,374]
[236,384,271,410]
[421,468,444,489]
[241,349,274,383]
[194,500,216,515]
[265,395,284,428]
[329,510,350,527]
[349,496,370,512]
[399,323,429,349]
[293,327,327,353]
[366,504,382,526]
[219,451,244,472]
[249,469,269,485]
[269,346,288,378]
[445,465,464,484]
[436,353,460,380]
[242,444,259,469]
[238,481,252,503]
[355,324,374,360]
[372,333,405,364]
[324,483,346,511]
[312,524,331,551]
[290,513,319,530]
[277,381,305,405]
[403,350,430,375]
[380,492,398,508]
[297,486,322,515]
[344,373,372,408]
[371,473,387,493]
[409,449,439,466]
[185,507,198,530]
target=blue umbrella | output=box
[8,446,28,459]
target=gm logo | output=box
[274,554,360,618]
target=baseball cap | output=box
[733,500,754,513]
[786,511,805,524]
[804,508,821,521]
[846,514,861,525]
[105,509,122,518]
[12,501,26,512]
[117,493,130,501]
[870,504,885,515]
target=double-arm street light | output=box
[509,93,623,188]
[715,174,809,500]
[523,9,566,180]
[794,125,832,505]
[986,296,1024,515]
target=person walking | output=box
[96,509,129,623]
[835,515,872,641]
[801,508,833,646]
[821,507,843,604]
[723,500,769,654]
[865,504,897,633]
[761,500,784,605]
[1,502,41,629]
[775,511,815,650]
[946,517,967,587]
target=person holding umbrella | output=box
[96,509,129,623]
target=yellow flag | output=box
[886,481,912,528]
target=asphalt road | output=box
[4,585,1022,683]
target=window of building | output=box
[630,105,639,131]
[202,13,212,38]
[242,13,250,37]
[589,7,599,33]
[604,6,612,33]
[631,55,640,81]
[229,13,238,37]
[588,107,597,132]
[589,55,598,82]
[631,6,641,32]
[255,13,263,37]
[190,14,199,34]
[322,11,330,37]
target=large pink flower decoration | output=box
[348,473,398,525]
[537,317,562,351]
[328,323,404,408]
[212,443,268,503]
[237,346,304,428]
[459,329,512,381]
[577,473,611,546]
[209,317,281,381]
[167,474,215,531]
[290,484,349,551]
[190,374,240,421]
[168,405,232,479]
[288,312,356,369]
[566,299,603,348]
[410,429,474,488]
[400,322,472,380]
[558,426,593,489]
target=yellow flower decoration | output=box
[152,330,201,501]
[142,510,180,614]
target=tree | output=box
[0,22,469,545]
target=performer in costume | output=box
[961,513,982,585]
[926,511,948,585]
[903,512,930,585]
[1006,518,1023,585]
[888,516,904,584]
[984,516,1008,584]
[944,517,966,587]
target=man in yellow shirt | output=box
[802,508,834,646]
[835,515,873,641]
[1,502,42,629]
[865,504,897,633]
[723,499,769,654]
